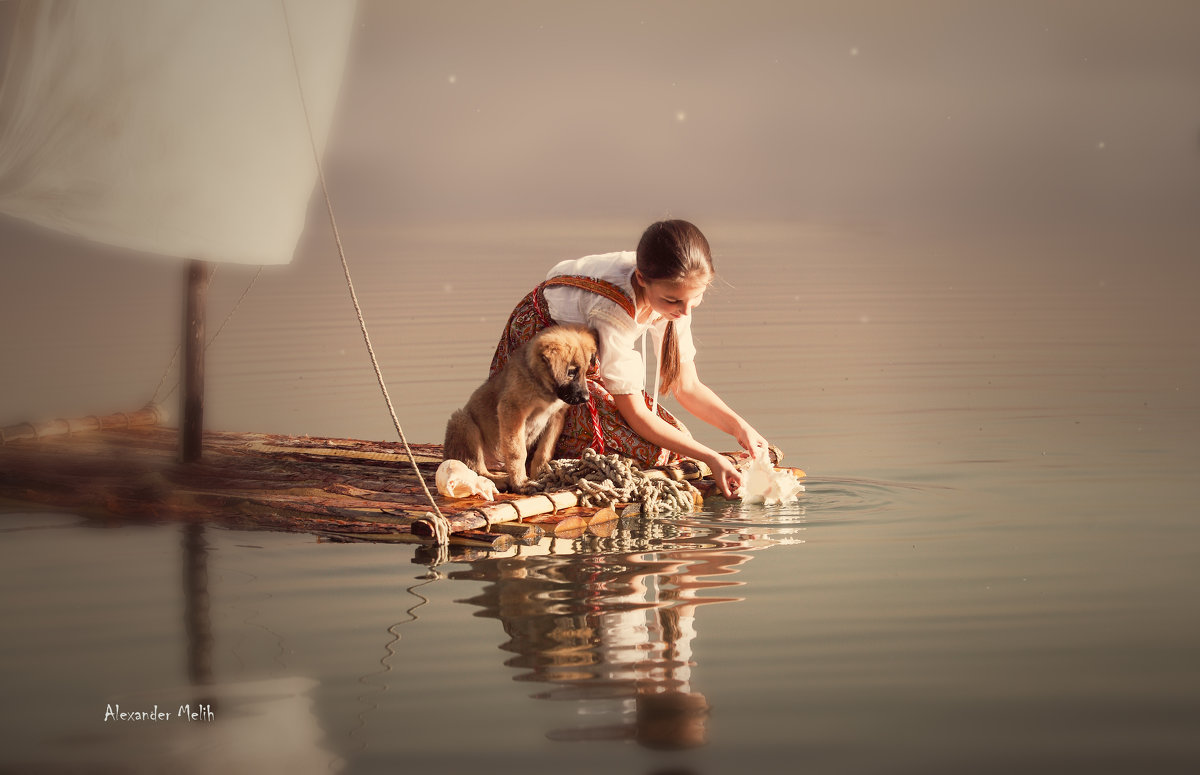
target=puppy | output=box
[444,324,597,492]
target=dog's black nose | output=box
[557,384,590,405]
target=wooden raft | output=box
[0,423,723,547]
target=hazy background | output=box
[2,0,1196,255]
[2,0,1198,437]
[1,1,1196,249]
[324,0,1200,228]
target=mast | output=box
[0,4,357,465]
[181,259,210,463]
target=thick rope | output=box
[524,448,698,516]
[281,1,451,544]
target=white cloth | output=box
[543,252,696,396]
[737,448,804,505]
[0,0,355,265]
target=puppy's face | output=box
[536,326,598,405]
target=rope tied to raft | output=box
[524,448,698,515]
[282,2,452,544]
[421,512,450,551]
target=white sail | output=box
[0,0,356,265]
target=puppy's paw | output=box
[478,478,500,500]
[484,472,511,493]
[514,481,543,496]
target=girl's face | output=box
[636,272,710,321]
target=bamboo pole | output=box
[588,507,620,526]
[544,515,587,536]
[524,506,621,529]
[317,530,512,551]
[486,521,546,543]
[411,490,579,537]
[412,545,492,564]
[453,530,515,551]
[0,404,166,445]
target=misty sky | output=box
[317,0,1200,229]
[1,0,1198,251]
[1,1,1197,432]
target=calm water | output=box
[1,219,1198,773]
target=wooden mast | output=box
[181,259,210,463]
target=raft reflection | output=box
[448,522,767,750]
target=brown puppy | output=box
[444,324,597,492]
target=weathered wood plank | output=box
[0,420,772,548]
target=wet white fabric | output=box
[737,448,804,505]
[0,0,355,265]
[543,251,696,395]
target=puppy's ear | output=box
[587,328,600,367]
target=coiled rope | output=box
[524,448,698,516]
[281,2,451,544]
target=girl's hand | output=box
[707,453,742,499]
[735,424,769,459]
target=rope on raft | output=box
[281,1,452,544]
[524,448,699,516]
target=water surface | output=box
[1,220,1198,773]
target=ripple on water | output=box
[660,476,948,548]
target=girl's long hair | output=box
[635,220,714,396]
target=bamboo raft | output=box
[0,409,783,553]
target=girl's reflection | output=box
[450,535,754,749]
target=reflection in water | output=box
[447,519,786,750]
[350,575,439,750]
[183,523,215,705]
[175,525,343,773]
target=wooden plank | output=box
[0,423,759,547]
[587,517,619,537]
[485,521,545,543]
[452,530,515,551]
[587,507,620,527]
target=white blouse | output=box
[543,251,696,397]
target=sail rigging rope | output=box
[280,1,451,545]
[150,265,264,407]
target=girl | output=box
[490,220,768,498]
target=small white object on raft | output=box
[435,459,499,501]
[738,448,804,505]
